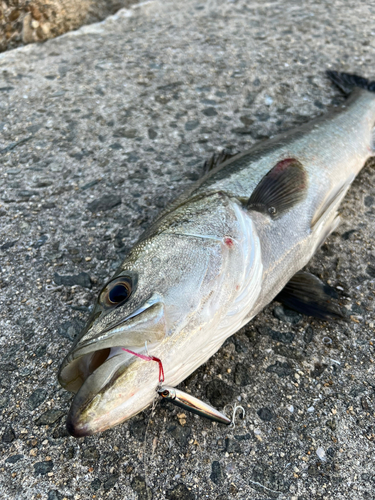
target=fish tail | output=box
[326,70,375,95]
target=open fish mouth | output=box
[61,343,162,437]
[62,348,142,437]
[59,294,166,391]
[58,296,167,437]
[59,345,132,394]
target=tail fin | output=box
[326,70,375,95]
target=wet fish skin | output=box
[59,78,375,437]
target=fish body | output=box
[59,76,375,437]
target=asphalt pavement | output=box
[0,0,375,498]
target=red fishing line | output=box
[122,348,165,383]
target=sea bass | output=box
[59,72,375,437]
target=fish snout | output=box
[65,357,160,436]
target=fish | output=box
[58,71,375,437]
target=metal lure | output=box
[158,385,231,425]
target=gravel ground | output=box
[1,0,375,499]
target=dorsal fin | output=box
[203,150,240,175]
[326,71,375,95]
[247,158,307,218]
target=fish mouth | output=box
[62,347,143,437]
[59,297,167,437]
[61,343,162,437]
[59,345,129,394]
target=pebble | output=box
[129,417,147,442]
[258,326,295,344]
[82,446,100,461]
[35,409,65,425]
[90,479,101,491]
[202,107,218,116]
[304,326,314,344]
[264,95,274,105]
[167,424,191,447]
[58,319,84,341]
[54,272,91,288]
[257,407,274,421]
[87,194,122,212]
[266,361,294,377]
[273,305,302,325]
[131,475,152,500]
[210,461,224,484]
[103,474,119,491]
[234,363,252,386]
[225,437,241,454]
[316,447,327,462]
[47,491,63,500]
[166,483,195,500]
[148,128,158,139]
[0,395,9,408]
[34,461,54,475]
[2,427,15,443]
[6,454,23,464]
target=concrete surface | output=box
[1,0,375,499]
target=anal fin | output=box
[276,271,344,320]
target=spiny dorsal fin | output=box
[203,150,239,175]
[247,158,307,218]
[276,271,344,320]
[326,71,375,95]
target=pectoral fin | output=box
[276,271,344,320]
[247,158,307,218]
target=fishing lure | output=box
[157,385,232,425]
[121,346,234,424]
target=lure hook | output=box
[224,403,246,429]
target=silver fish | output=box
[158,386,231,425]
[59,72,375,437]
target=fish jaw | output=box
[66,353,160,437]
[65,324,232,436]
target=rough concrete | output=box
[0,0,139,52]
[0,0,375,499]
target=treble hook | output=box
[224,403,246,429]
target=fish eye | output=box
[268,206,277,216]
[99,276,133,308]
[162,390,170,397]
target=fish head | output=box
[58,194,261,436]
